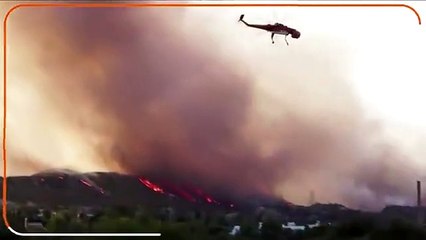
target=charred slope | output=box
[0,169,289,211]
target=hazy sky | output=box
[1,1,426,209]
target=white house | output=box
[282,220,321,231]
[282,222,306,231]
[229,225,241,236]
[307,220,321,229]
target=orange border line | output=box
[2,1,422,230]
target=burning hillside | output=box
[9,169,238,208]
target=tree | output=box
[5,210,25,232]
[67,219,88,232]
[207,223,228,236]
[371,219,426,240]
[301,226,330,239]
[335,217,375,238]
[261,220,286,240]
[240,221,260,239]
[161,222,191,240]
[41,209,52,220]
[104,205,133,218]
[46,213,69,232]
[91,215,149,233]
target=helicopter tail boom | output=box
[239,14,244,22]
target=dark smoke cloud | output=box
[7,7,425,209]
[10,7,269,195]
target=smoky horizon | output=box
[3,5,426,211]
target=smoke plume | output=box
[5,7,424,209]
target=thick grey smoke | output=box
[6,7,424,209]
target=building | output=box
[24,217,47,233]
[229,225,241,236]
[282,222,306,231]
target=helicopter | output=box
[238,14,301,45]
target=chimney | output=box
[309,190,315,206]
[418,181,422,207]
[417,181,423,225]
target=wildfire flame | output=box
[136,177,230,207]
[79,179,105,195]
[138,177,165,194]
[80,179,92,187]
[193,187,218,204]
